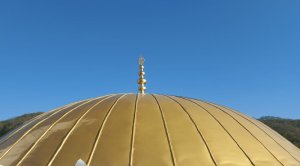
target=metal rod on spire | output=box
[138,56,147,94]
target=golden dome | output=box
[0,94,299,166]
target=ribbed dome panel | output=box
[0,94,299,166]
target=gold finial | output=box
[138,56,146,94]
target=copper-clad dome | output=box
[0,94,299,166]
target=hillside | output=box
[0,114,299,148]
[258,116,300,148]
[0,112,43,138]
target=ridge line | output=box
[86,94,127,166]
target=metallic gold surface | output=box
[0,94,299,166]
[138,57,146,94]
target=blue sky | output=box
[0,0,300,120]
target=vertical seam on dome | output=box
[175,96,255,166]
[208,103,296,165]
[0,100,86,160]
[152,94,177,166]
[256,119,297,146]
[15,95,112,166]
[0,97,97,147]
[0,101,81,146]
[198,100,284,165]
[255,117,300,152]
[0,111,48,145]
[12,97,101,165]
[256,118,293,143]
[164,95,217,165]
[129,93,139,166]
[165,95,217,166]
[217,104,300,163]
[86,94,126,166]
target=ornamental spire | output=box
[138,56,147,94]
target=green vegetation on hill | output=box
[0,114,299,148]
[258,116,300,148]
[0,112,43,138]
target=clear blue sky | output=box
[1,0,300,120]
